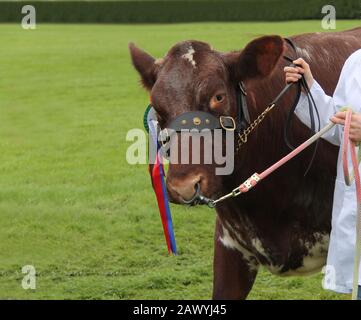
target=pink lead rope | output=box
[213,120,336,202]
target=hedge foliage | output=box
[0,0,359,23]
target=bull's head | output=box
[129,36,284,205]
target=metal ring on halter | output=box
[180,183,215,208]
[219,116,236,131]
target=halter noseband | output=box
[164,82,250,134]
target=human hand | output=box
[283,58,314,90]
[331,111,361,144]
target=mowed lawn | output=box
[1,20,360,300]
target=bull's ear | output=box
[129,42,158,91]
[224,36,285,81]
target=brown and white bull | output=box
[129,27,361,299]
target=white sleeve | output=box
[294,80,341,146]
[294,50,361,146]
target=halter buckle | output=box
[219,116,236,131]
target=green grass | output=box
[1,20,360,300]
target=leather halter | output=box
[236,81,251,132]
[168,111,236,132]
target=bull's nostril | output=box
[176,182,214,207]
[166,174,205,203]
[180,183,201,205]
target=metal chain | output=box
[236,103,275,151]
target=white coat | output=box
[294,49,361,293]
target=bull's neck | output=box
[230,73,295,184]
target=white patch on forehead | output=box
[182,46,196,68]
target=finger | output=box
[293,58,308,68]
[286,76,301,83]
[293,58,305,65]
[286,73,302,79]
[349,128,361,136]
[349,121,360,129]
[296,67,305,74]
[334,113,361,129]
[330,116,345,125]
[350,115,361,129]
[333,111,347,119]
[284,66,299,73]
[349,134,360,144]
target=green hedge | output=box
[0,0,359,23]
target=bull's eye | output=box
[216,95,223,102]
[210,93,226,109]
